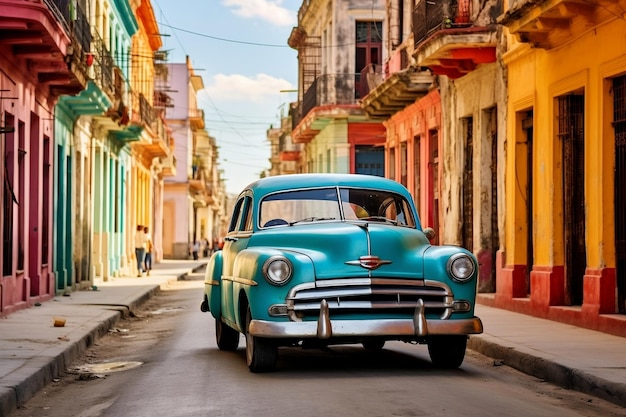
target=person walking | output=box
[143,226,153,276]
[191,240,200,260]
[134,224,146,277]
[202,237,210,258]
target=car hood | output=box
[250,222,429,280]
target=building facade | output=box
[289,0,387,175]
[0,0,225,316]
[162,58,228,259]
[0,0,80,313]
[285,0,626,336]
[362,0,505,291]
[267,114,302,177]
[484,0,626,336]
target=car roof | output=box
[243,174,412,197]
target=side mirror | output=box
[423,227,436,241]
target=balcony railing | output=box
[297,73,359,125]
[92,30,113,94]
[113,67,125,101]
[45,0,71,33]
[413,0,472,45]
[359,64,384,98]
[46,1,91,55]
[137,92,155,126]
[72,4,91,54]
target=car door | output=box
[221,193,253,322]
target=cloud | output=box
[222,0,296,27]
[202,73,294,103]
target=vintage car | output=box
[201,173,483,372]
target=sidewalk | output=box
[0,259,208,417]
[1,265,625,417]
[470,305,626,408]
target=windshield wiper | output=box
[359,216,399,225]
[290,217,336,225]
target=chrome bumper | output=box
[250,299,483,339]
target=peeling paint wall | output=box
[438,23,507,290]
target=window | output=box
[355,21,382,99]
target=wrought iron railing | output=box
[413,0,472,45]
[72,4,91,54]
[91,30,113,94]
[44,0,70,33]
[301,73,358,120]
[138,92,154,126]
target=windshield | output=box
[259,187,415,228]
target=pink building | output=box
[1,1,88,315]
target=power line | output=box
[158,23,290,48]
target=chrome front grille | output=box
[285,278,454,321]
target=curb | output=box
[468,336,626,408]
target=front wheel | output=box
[427,335,467,369]
[245,307,277,372]
[216,318,239,351]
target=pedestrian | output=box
[192,240,200,260]
[134,224,146,276]
[202,237,210,258]
[144,226,153,276]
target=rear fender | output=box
[204,251,224,319]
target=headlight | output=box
[447,253,475,282]
[263,256,293,286]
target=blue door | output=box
[355,145,384,177]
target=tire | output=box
[245,307,277,372]
[215,318,240,351]
[427,335,467,369]
[362,339,385,351]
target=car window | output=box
[242,197,253,231]
[229,196,253,232]
[339,188,415,227]
[258,187,415,228]
[260,188,340,227]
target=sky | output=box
[151,0,300,195]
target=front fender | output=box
[205,251,224,319]
[231,248,315,323]
[423,245,479,317]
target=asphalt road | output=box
[10,277,625,417]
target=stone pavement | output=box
[1,260,625,416]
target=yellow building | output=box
[490,0,626,336]
[128,0,174,270]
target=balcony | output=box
[280,150,301,162]
[499,0,618,50]
[137,116,170,159]
[412,0,499,79]
[291,73,365,143]
[189,108,205,130]
[92,30,114,96]
[0,0,91,97]
[361,67,434,119]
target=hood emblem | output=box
[345,255,391,270]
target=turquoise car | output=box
[201,173,483,372]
